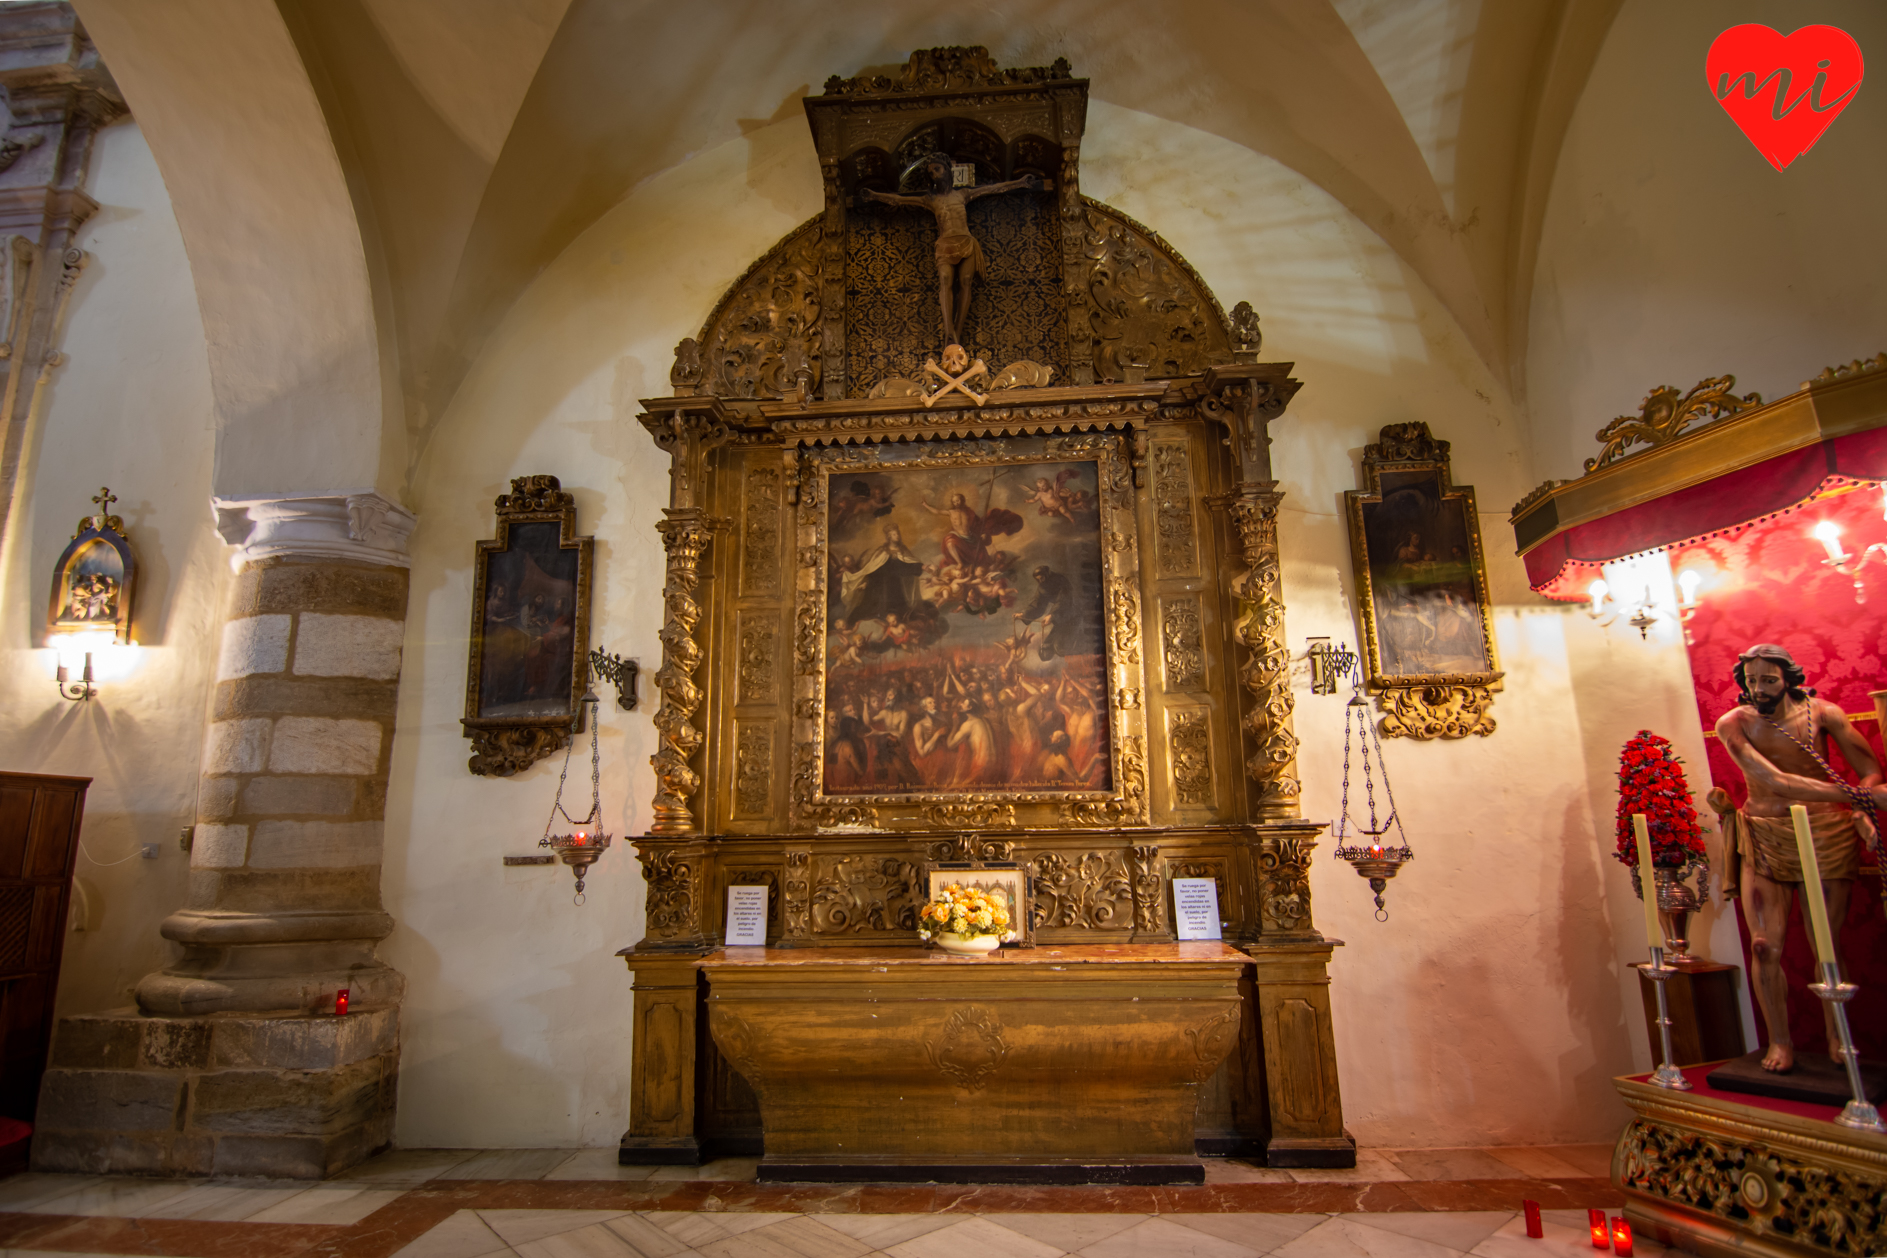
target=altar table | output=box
[701,942,1248,1183]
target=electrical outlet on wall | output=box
[140,843,159,860]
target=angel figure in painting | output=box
[861,153,1047,349]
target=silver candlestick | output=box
[1642,946,1693,1090]
[1808,959,1886,1132]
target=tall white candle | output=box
[1790,804,1840,966]
[1632,814,1663,950]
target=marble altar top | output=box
[699,942,1250,967]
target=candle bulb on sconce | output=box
[1813,520,1847,562]
[1810,504,1887,604]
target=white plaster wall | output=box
[1526,0,1887,479]
[0,120,221,1017]
[383,100,1679,1148]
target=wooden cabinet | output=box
[0,773,88,1127]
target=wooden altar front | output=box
[617,47,1353,1177]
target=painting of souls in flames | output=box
[822,455,1111,797]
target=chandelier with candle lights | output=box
[539,683,611,904]
[1332,661,1413,920]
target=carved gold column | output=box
[1226,484,1300,819]
[648,511,712,833]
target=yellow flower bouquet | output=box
[917,883,1012,954]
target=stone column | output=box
[33,493,416,1178]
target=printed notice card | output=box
[725,885,769,947]
[1171,877,1223,941]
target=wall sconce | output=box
[1813,515,1887,605]
[588,644,638,710]
[1585,553,1689,640]
[1306,638,1357,695]
[56,643,96,701]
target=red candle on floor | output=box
[335,988,350,1016]
[1611,1217,1633,1257]
[1523,1200,1542,1238]
[1589,1209,1610,1249]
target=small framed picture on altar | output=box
[922,862,1030,946]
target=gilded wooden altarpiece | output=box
[621,48,1351,1173]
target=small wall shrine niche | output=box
[46,486,134,645]
[623,48,1354,1175]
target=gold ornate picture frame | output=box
[1344,423,1502,739]
[462,475,594,776]
[922,861,1032,946]
[790,433,1149,827]
[47,487,134,645]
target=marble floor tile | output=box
[814,1212,958,1248]
[136,1180,313,1221]
[696,1215,875,1257]
[442,1149,585,1181]
[1539,1209,1619,1233]
[25,1176,200,1217]
[601,1213,702,1257]
[245,1183,407,1225]
[1166,1211,1328,1251]
[709,1214,803,1237]
[1483,1149,1593,1180]
[1273,1216,1472,1258]
[518,1222,675,1258]
[648,1211,737,1246]
[1345,1212,1514,1251]
[884,1215,1065,1258]
[1386,1150,1532,1182]
[0,1174,104,1211]
[996,1213,1147,1250]
[1204,1161,1299,1184]
[647,1158,759,1183]
[337,1147,481,1184]
[393,1208,516,1258]
[483,1209,634,1247]
[1546,1146,1617,1179]
[1286,1152,1412,1184]
[1081,1216,1263,1258]
[545,1150,659,1182]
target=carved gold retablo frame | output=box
[792,433,1147,829]
[1345,423,1502,739]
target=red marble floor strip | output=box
[1398,1178,1622,1211]
[0,1212,344,1256]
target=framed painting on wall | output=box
[1345,423,1503,739]
[793,433,1146,823]
[462,475,593,776]
[46,487,135,646]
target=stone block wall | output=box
[32,1006,398,1177]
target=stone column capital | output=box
[212,491,416,571]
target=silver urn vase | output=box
[1630,859,1711,963]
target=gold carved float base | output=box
[1613,1072,1887,1258]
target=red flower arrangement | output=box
[1613,730,1706,867]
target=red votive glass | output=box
[1589,1209,1610,1249]
[335,989,350,1016]
[1522,1200,1542,1238]
[1611,1218,1632,1256]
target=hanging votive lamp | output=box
[1331,658,1413,920]
[540,685,612,904]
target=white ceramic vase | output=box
[933,933,1001,956]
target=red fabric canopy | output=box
[1525,426,1887,598]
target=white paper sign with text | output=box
[725,885,769,947]
[1171,877,1223,941]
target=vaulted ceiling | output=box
[73,0,1622,498]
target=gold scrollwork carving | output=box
[1184,1008,1242,1082]
[928,835,1018,863]
[1059,734,1147,826]
[1108,584,1141,665]
[925,1005,1010,1093]
[1161,597,1205,691]
[1130,843,1165,934]
[1585,375,1763,473]
[649,514,713,834]
[1169,710,1212,806]
[1617,1117,1886,1256]
[782,848,811,940]
[1028,850,1133,929]
[697,222,823,400]
[1378,684,1497,740]
[742,468,782,595]
[811,855,919,933]
[919,803,1016,830]
[1258,834,1316,937]
[1808,351,1886,388]
[803,802,881,830]
[1082,202,1231,382]
[1151,442,1197,574]
[467,727,568,779]
[639,846,700,942]
[733,724,772,818]
[737,620,777,705]
[1225,491,1300,814]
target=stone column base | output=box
[30,1006,397,1178]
